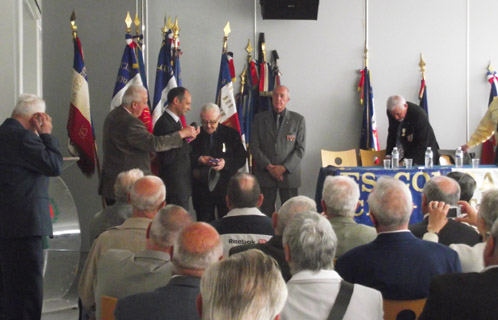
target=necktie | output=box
[276,114,281,132]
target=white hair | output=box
[200,103,221,116]
[276,196,316,235]
[322,175,359,218]
[122,85,147,107]
[129,176,165,212]
[12,94,46,118]
[113,169,144,202]
[149,205,191,248]
[479,189,498,232]
[200,249,287,320]
[386,95,406,112]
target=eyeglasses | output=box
[201,120,218,125]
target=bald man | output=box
[114,222,223,320]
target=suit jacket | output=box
[100,106,183,200]
[329,216,377,258]
[419,266,498,320]
[251,109,306,188]
[89,200,133,241]
[229,235,291,281]
[114,275,200,320]
[386,102,440,165]
[335,231,461,300]
[281,269,383,320]
[0,118,62,238]
[191,124,247,196]
[409,217,482,246]
[153,111,191,196]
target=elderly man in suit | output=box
[281,211,383,320]
[0,94,63,320]
[420,218,498,319]
[336,177,461,300]
[251,85,306,216]
[99,85,199,205]
[114,222,223,320]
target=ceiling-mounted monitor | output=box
[260,0,319,20]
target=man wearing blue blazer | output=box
[335,177,461,300]
[0,94,63,320]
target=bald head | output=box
[148,205,191,249]
[423,176,461,207]
[173,222,223,275]
[129,176,166,215]
[227,173,261,209]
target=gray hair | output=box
[367,177,413,228]
[129,176,166,212]
[283,211,336,274]
[478,189,498,232]
[322,175,359,218]
[149,205,191,248]
[491,217,498,240]
[200,103,221,117]
[200,249,287,320]
[423,176,461,206]
[113,169,144,202]
[276,196,316,235]
[122,85,147,107]
[173,222,223,271]
[386,95,406,112]
[12,94,46,118]
[446,172,476,202]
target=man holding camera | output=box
[409,176,481,246]
[191,103,247,222]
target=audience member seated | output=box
[90,168,144,241]
[336,177,461,300]
[229,195,316,281]
[114,222,223,320]
[447,171,476,202]
[94,205,191,319]
[419,218,498,320]
[211,173,273,256]
[423,189,498,272]
[280,211,383,320]
[78,175,166,318]
[198,249,287,320]
[409,176,481,246]
[322,175,377,258]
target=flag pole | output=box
[364,0,368,68]
[419,53,426,80]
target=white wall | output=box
[38,0,498,250]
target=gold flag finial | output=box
[125,11,132,33]
[222,21,230,53]
[172,17,180,40]
[419,53,426,79]
[246,39,253,62]
[70,10,77,39]
[161,15,168,33]
[239,65,247,95]
[167,16,174,30]
[488,61,494,73]
[134,12,141,35]
[364,41,368,68]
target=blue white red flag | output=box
[419,78,429,117]
[481,69,498,164]
[171,33,186,128]
[358,67,380,151]
[67,35,96,176]
[216,52,241,133]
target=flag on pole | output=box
[216,52,241,133]
[67,30,96,176]
[419,78,428,117]
[481,68,498,164]
[359,67,380,150]
[170,19,187,128]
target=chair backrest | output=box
[321,149,358,167]
[383,298,426,320]
[101,296,118,320]
[359,149,386,167]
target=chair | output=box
[321,149,358,167]
[101,296,118,320]
[359,149,386,167]
[383,298,426,320]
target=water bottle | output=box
[392,147,400,169]
[425,147,433,168]
[455,147,463,168]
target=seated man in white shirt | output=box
[280,211,383,320]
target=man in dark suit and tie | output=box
[191,103,247,222]
[251,85,306,216]
[335,177,461,300]
[0,94,63,320]
[153,87,195,210]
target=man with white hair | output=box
[115,222,223,320]
[229,195,316,281]
[420,218,498,319]
[90,168,144,241]
[386,95,439,165]
[322,175,376,257]
[336,177,461,300]
[0,94,63,320]
[94,205,191,319]
[191,102,247,222]
[281,211,383,320]
[198,249,287,320]
[79,175,166,317]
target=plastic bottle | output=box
[425,147,433,168]
[455,147,463,168]
[392,147,400,169]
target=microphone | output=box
[190,122,198,129]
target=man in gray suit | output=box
[99,85,199,205]
[251,85,306,215]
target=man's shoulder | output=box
[286,109,304,120]
[253,110,272,121]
